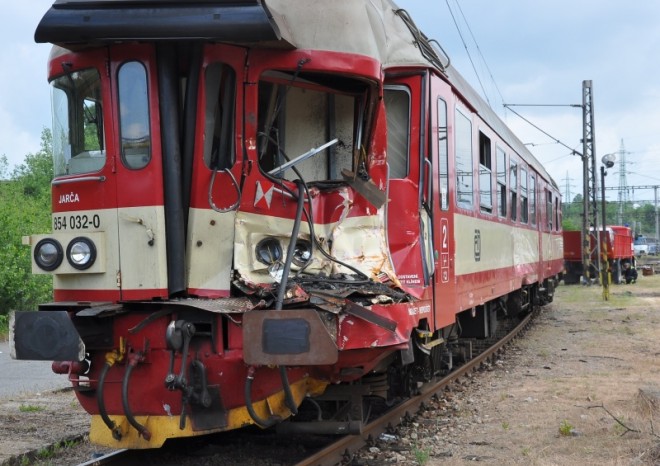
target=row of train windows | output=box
[454,106,560,231]
[384,87,560,232]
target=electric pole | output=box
[616,139,630,225]
[581,80,598,283]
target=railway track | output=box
[78,309,535,466]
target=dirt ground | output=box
[2,273,660,465]
[380,272,660,466]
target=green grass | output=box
[19,404,45,413]
[412,444,431,465]
[559,419,574,436]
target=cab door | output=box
[186,44,247,297]
[48,47,120,302]
[108,45,169,300]
[384,75,427,298]
[429,75,457,329]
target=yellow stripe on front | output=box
[89,377,328,449]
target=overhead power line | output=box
[503,104,583,157]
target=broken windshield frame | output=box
[256,70,374,186]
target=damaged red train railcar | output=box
[11,0,563,448]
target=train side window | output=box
[204,62,236,170]
[478,132,492,213]
[555,196,560,231]
[118,61,151,169]
[438,97,448,211]
[455,108,473,209]
[51,68,105,176]
[546,191,553,231]
[496,147,506,218]
[509,160,518,221]
[530,175,537,226]
[520,167,528,223]
[384,86,410,179]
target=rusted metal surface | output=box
[242,309,338,365]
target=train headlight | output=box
[34,238,63,271]
[292,239,313,267]
[255,237,283,265]
[66,237,97,270]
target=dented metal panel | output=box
[233,207,399,287]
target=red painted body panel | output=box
[54,289,121,302]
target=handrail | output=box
[52,176,106,186]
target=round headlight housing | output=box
[66,237,97,270]
[292,239,313,267]
[34,239,64,271]
[255,237,283,265]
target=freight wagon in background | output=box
[563,226,635,284]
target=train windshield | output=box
[50,68,105,176]
[257,70,371,183]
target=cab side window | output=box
[384,86,411,179]
[509,160,518,221]
[530,175,537,226]
[496,147,507,218]
[438,97,449,210]
[520,167,528,223]
[479,132,492,213]
[204,62,236,170]
[118,61,151,169]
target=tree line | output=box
[0,129,53,332]
[562,193,658,239]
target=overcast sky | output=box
[3,1,659,203]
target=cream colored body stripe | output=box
[454,214,562,277]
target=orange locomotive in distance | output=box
[11,0,563,449]
[563,225,635,284]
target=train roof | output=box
[263,0,556,186]
[36,0,557,189]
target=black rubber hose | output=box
[258,132,370,282]
[279,365,298,415]
[97,362,122,440]
[122,362,151,440]
[275,180,305,311]
[245,366,281,428]
[273,181,301,415]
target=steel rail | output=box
[296,309,536,466]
